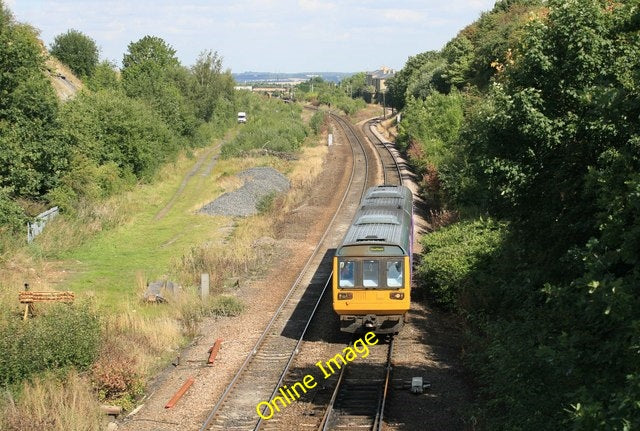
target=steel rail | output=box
[373,337,394,431]
[318,338,395,431]
[319,349,348,431]
[253,273,332,430]
[201,108,370,431]
[363,119,402,186]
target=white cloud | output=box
[10,0,495,72]
[298,0,336,12]
[381,8,425,23]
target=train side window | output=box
[387,261,403,287]
[339,261,355,287]
[363,260,379,287]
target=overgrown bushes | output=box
[309,110,327,135]
[296,76,367,114]
[0,4,237,238]
[221,96,308,158]
[397,0,640,428]
[60,90,179,179]
[0,303,101,387]
[416,218,505,311]
[0,4,68,202]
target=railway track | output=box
[362,120,402,186]
[319,338,394,431]
[200,109,404,431]
[258,112,405,431]
[200,111,371,431]
[315,116,400,431]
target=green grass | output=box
[56,145,241,310]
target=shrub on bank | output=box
[221,99,308,158]
[0,303,101,387]
[309,110,327,135]
[416,218,506,311]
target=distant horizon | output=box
[231,71,357,84]
[9,1,495,72]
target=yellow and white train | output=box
[332,185,413,334]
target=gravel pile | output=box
[199,166,290,216]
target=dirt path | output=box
[154,143,222,221]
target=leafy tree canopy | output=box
[386,51,440,109]
[50,29,99,77]
[86,60,120,92]
[0,2,67,200]
[122,35,179,70]
[187,50,235,122]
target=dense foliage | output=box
[0,4,67,207]
[85,60,120,92]
[0,304,101,387]
[417,218,505,311]
[221,93,308,158]
[309,110,328,135]
[49,29,99,77]
[395,0,640,428]
[296,77,366,115]
[0,1,237,239]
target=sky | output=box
[7,0,496,73]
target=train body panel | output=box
[332,184,413,334]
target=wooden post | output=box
[23,283,30,320]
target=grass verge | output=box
[0,104,331,420]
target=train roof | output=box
[361,185,412,214]
[336,205,412,256]
[363,184,412,200]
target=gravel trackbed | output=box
[199,167,290,217]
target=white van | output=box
[237,112,247,123]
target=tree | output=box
[187,50,234,122]
[340,72,366,98]
[455,1,640,426]
[405,56,448,99]
[50,29,99,77]
[122,35,179,70]
[441,35,474,88]
[386,51,440,110]
[86,60,120,92]
[121,36,198,139]
[0,2,67,200]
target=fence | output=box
[27,206,59,243]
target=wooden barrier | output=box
[19,290,75,320]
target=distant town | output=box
[232,71,355,85]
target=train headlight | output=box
[389,292,404,300]
[337,292,353,300]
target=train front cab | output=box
[332,244,411,334]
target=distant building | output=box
[366,66,395,103]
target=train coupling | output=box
[363,314,378,329]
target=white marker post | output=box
[200,273,210,299]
